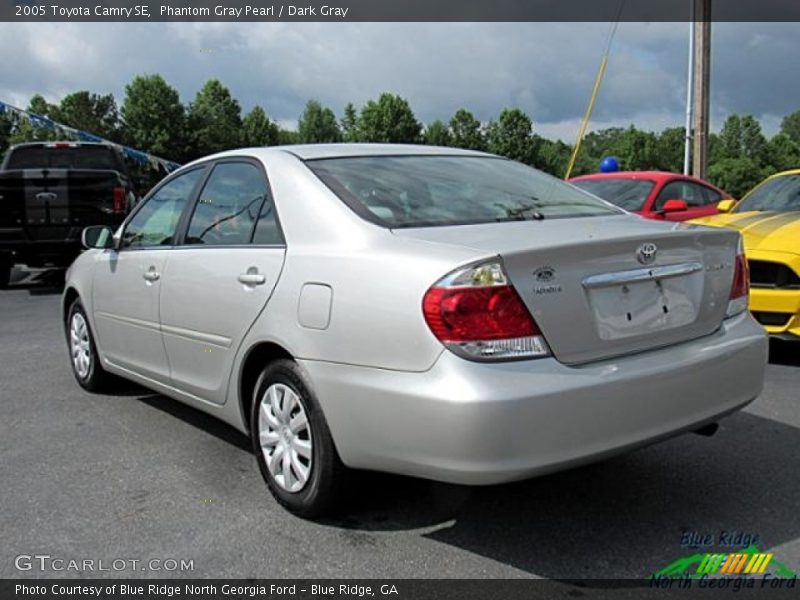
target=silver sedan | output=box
[64,144,767,516]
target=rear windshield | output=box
[5,146,120,170]
[306,155,621,228]
[571,178,655,212]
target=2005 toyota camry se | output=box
[63,144,768,516]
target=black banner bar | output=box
[3,0,800,22]
[3,579,799,600]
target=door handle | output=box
[142,267,160,282]
[238,271,266,286]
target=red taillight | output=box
[112,187,126,214]
[730,252,749,299]
[423,285,537,342]
[422,261,551,360]
[725,239,749,318]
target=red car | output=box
[569,171,733,222]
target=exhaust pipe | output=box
[693,423,719,437]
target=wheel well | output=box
[239,342,293,434]
[63,287,80,324]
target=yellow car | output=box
[691,169,800,340]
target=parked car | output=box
[570,171,732,222]
[690,169,800,341]
[64,145,767,516]
[0,141,137,286]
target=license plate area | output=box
[587,273,702,340]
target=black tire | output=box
[66,299,114,393]
[250,359,348,518]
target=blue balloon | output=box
[599,156,620,173]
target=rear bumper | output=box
[300,312,767,485]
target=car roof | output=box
[185,143,495,167]
[571,171,680,182]
[10,141,115,149]
[765,168,800,179]
[570,170,728,190]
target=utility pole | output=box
[683,0,695,175]
[692,0,711,179]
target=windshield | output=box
[735,174,800,213]
[5,146,119,170]
[306,155,621,228]
[571,178,655,212]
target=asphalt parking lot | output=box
[2,275,799,581]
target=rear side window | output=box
[307,155,621,228]
[5,146,119,170]
[121,169,203,248]
[184,162,268,246]
[252,195,283,245]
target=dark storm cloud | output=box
[0,22,797,137]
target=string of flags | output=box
[0,99,181,173]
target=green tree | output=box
[449,108,485,150]
[654,126,686,172]
[533,137,571,176]
[121,74,186,160]
[341,102,359,142]
[715,114,768,166]
[242,105,279,147]
[186,79,242,158]
[28,94,55,117]
[298,100,342,144]
[766,133,800,173]
[780,110,800,145]
[7,116,62,146]
[277,129,301,145]
[487,108,535,163]
[707,157,767,199]
[0,112,13,158]
[54,91,121,141]
[358,93,421,143]
[424,120,452,146]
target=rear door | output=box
[92,167,206,382]
[159,159,285,405]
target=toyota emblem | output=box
[637,242,658,265]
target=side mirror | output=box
[81,225,115,250]
[717,199,736,213]
[662,199,688,213]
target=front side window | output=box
[735,174,800,213]
[571,178,655,212]
[184,162,268,245]
[307,156,621,228]
[121,169,203,248]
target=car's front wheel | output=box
[66,299,113,392]
[251,359,348,517]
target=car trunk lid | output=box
[393,216,740,365]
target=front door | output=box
[92,168,206,382]
[159,161,285,404]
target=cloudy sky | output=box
[0,21,797,140]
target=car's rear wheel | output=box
[66,299,113,392]
[251,359,347,517]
